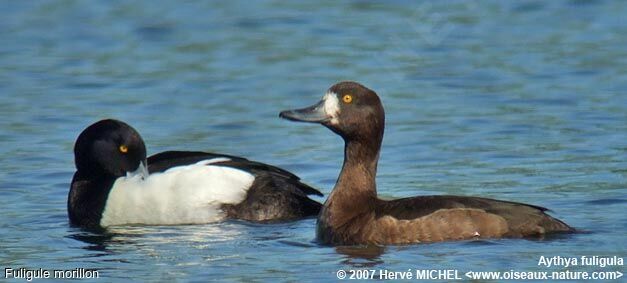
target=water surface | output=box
[1,1,626,281]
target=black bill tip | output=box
[278,110,300,121]
[279,100,329,123]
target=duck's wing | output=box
[148,151,248,171]
[147,151,323,222]
[376,195,547,219]
[148,151,322,197]
[375,195,573,237]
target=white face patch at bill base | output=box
[100,157,255,227]
[322,91,340,125]
[126,161,149,180]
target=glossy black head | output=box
[74,119,147,178]
[279,81,385,143]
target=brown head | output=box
[279,81,385,148]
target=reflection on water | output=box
[68,223,247,254]
[67,231,117,253]
[336,245,386,267]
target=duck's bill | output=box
[126,160,149,180]
[279,100,329,123]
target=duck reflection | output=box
[336,245,386,267]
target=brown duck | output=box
[280,81,574,245]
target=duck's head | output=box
[74,119,148,179]
[280,81,385,143]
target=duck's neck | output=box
[324,136,382,220]
[341,139,380,193]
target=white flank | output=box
[100,158,254,227]
[323,91,340,124]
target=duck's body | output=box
[147,151,322,222]
[318,195,572,245]
[68,119,322,229]
[280,81,574,245]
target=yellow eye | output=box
[119,145,128,153]
[342,94,353,104]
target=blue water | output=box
[1,0,626,281]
